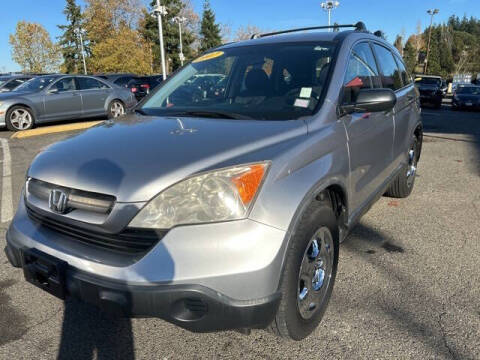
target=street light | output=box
[424,8,439,74]
[152,0,168,80]
[172,16,187,66]
[321,1,340,31]
[74,27,87,75]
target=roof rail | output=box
[250,21,367,39]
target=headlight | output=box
[129,162,269,229]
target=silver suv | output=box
[5,22,422,340]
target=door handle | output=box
[72,92,80,96]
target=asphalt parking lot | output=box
[0,105,479,359]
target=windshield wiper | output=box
[166,110,253,120]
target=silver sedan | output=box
[0,75,137,131]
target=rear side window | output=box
[77,77,109,90]
[372,44,403,91]
[343,42,381,104]
[394,55,411,86]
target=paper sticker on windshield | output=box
[193,51,224,63]
[294,98,310,108]
[300,87,312,98]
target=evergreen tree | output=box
[403,38,417,75]
[199,0,221,53]
[141,0,197,73]
[58,0,84,73]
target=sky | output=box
[1,0,478,72]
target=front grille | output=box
[26,205,166,254]
[27,178,115,214]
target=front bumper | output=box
[0,105,7,127]
[5,243,280,331]
[6,199,287,330]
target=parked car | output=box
[414,75,444,108]
[0,75,136,131]
[123,75,164,101]
[0,74,35,93]
[452,84,480,110]
[96,73,138,88]
[5,22,422,340]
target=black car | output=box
[452,85,480,110]
[96,73,138,88]
[414,75,443,108]
[0,75,35,93]
[126,75,164,101]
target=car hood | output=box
[28,114,307,202]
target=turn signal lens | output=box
[232,164,265,205]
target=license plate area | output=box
[22,249,67,299]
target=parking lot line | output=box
[0,138,13,223]
[10,121,103,139]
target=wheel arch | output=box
[6,103,37,119]
[276,179,348,291]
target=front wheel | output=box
[108,100,125,119]
[6,106,35,131]
[269,196,339,340]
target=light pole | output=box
[152,0,168,80]
[74,27,87,75]
[321,1,340,31]
[173,16,187,66]
[424,8,439,74]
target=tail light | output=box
[141,84,150,94]
[131,87,138,93]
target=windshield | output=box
[141,42,336,120]
[416,77,441,86]
[15,76,58,92]
[457,86,480,95]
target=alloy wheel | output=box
[10,109,32,130]
[110,101,125,118]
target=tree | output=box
[140,0,198,73]
[90,26,152,74]
[9,21,61,73]
[199,0,221,53]
[84,0,152,74]
[234,24,263,41]
[403,37,417,75]
[393,34,404,56]
[58,0,84,73]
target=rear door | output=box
[372,43,414,170]
[43,77,83,120]
[340,42,395,211]
[76,77,110,117]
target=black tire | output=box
[5,105,35,131]
[107,100,125,119]
[269,194,339,340]
[385,136,419,198]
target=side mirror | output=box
[341,88,396,114]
